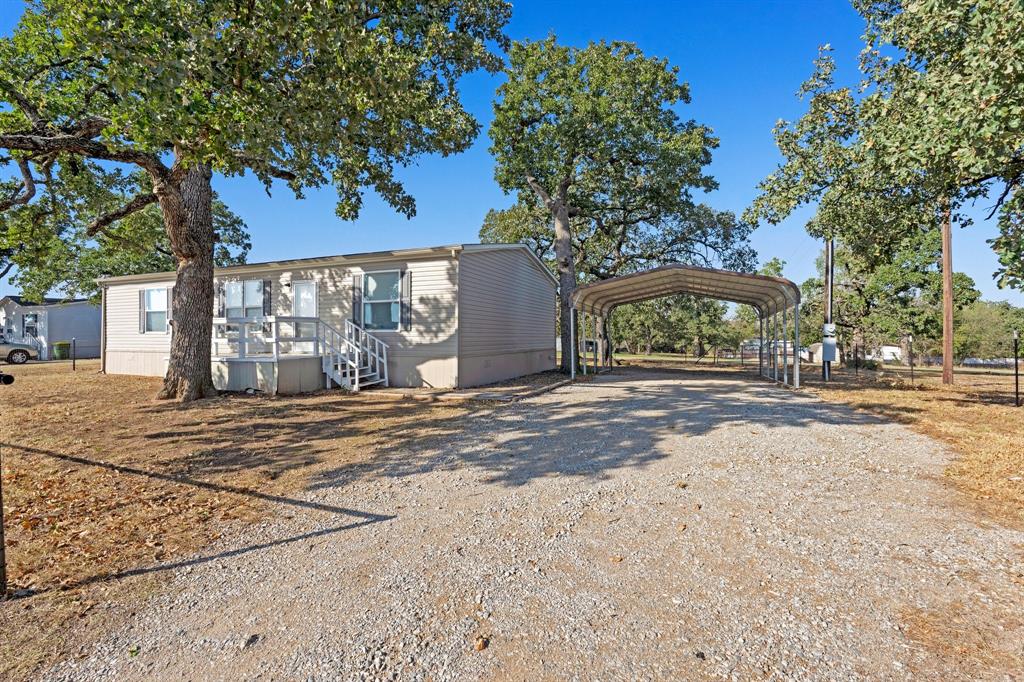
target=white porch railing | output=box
[211,315,389,391]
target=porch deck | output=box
[210,315,389,395]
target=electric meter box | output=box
[822,323,837,362]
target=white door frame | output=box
[291,280,318,353]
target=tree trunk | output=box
[553,204,577,374]
[941,200,954,385]
[156,164,217,401]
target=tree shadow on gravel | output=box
[302,365,889,490]
[1,442,394,595]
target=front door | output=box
[292,281,317,353]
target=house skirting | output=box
[459,348,556,388]
[212,356,325,395]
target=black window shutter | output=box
[262,279,272,316]
[352,273,362,324]
[138,291,146,334]
[400,270,412,331]
[215,281,225,317]
[166,286,173,333]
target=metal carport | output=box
[570,264,802,388]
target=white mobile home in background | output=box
[98,243,557,394]
[0,296,101,360]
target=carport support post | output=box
[569,308,576,380]
[783,304,789,386]
[581,310,587,376]
[759,314,765,377]
[773,310,779,382]
[794,301,801,388]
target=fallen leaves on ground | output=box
[0,360,477,680]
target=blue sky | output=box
[1,0,1020,305]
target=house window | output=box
[23,313,38,338]
[144,288,167,332]
[225,279,264,319]
[362,270,400,331]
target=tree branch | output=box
[234,152,298,182]
[0,79,44,127]
[0,158,37,211]
[985,176,1019,221]
[524,174,554,208]
[86,192,158,236]
[0,132,169,180]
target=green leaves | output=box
[2,0,510,220]
[750,1,1024,292]
[2,161,250,301]
[490,36,717,216]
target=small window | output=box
[225,280,264,319]
[362,271,400,331]
[144,288,167,332]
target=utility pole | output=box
[941,201,954,385]
[822,237,835,382]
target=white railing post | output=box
[273,318,280,360]
[238,322,247,359]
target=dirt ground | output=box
[32,366,1024,680]
[0,359,477,680]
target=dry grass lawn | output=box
[800,364,1023,529]
[0,359,478,680]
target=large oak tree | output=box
[0,0,509,400]
[489,37,718,372]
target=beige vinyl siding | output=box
[458,248,556,386]
[103,255,459,386]
[104,278,175,375]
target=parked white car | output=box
[0,335,39,364]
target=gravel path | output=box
[47,368,1024,680]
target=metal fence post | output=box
[71,337,76,371]
[1014,329,1020,407]
[908,334,915,386]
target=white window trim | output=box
[223,279,264,321]
[362,269,401,331]
[143,287,169,334]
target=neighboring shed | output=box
[99,243,557,393]
[0,296,102,360]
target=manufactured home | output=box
[99,243,557,393]
[0,296,101,360]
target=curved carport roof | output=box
[570,264,802,387]
[571,263,800,317]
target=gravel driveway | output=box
[47,367,1024,680]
